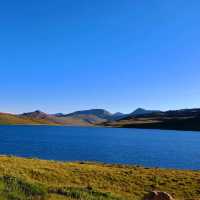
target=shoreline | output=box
[0,154,199,171]
[1,123,200,132]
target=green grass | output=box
[48,186,123,200]
[0,175,121,200]
[0,156,200,200]
[0,175,47,200]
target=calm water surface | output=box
[0,125,199,170]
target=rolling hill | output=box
[0,111,92,126]
[65,109,113,122]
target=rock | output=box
[144,191,174,200]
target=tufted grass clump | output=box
[49,186,124,200]
[0,175,47,200]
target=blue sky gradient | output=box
[0,0,200,114]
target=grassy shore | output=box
[0,156,199,200]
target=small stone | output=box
[144,191,174,200]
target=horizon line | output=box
[1,106,200,115]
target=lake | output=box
[0,125,199,170]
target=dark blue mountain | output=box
[130,108,161,116]
[65,109,113,120]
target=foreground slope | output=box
[0,156,199,200]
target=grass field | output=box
[0,156,199,200]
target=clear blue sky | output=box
[1,0,200,114]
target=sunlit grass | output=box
[0,156,199,200]
[0,113,55,125]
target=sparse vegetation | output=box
[0,175,47,200]
[0,113,91,126]
[0,113,55,125]
[0,156,199,200]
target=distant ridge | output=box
[1,107,200,131]
[64,109,114,123]
[0,110,92,126]
[20,110,48,119]
[66,109,113,119]
[130,108,161,116]
[104,108,200,131]
[111,112,125,120]
[110,108,161,120]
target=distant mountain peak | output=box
[110,112,126,120]
[20,110,48,119]
[113,112,124,116]
[134,108,146,112]
[66,109,113,120]
[33,110,44,113]
[53,113,66,117]
[130,108,161,116]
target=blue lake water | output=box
[0,125,199,170]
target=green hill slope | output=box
[0,156,199,200]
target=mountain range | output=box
[0,108,158,126]
[104,108,200,131]
[1,108,200,131]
